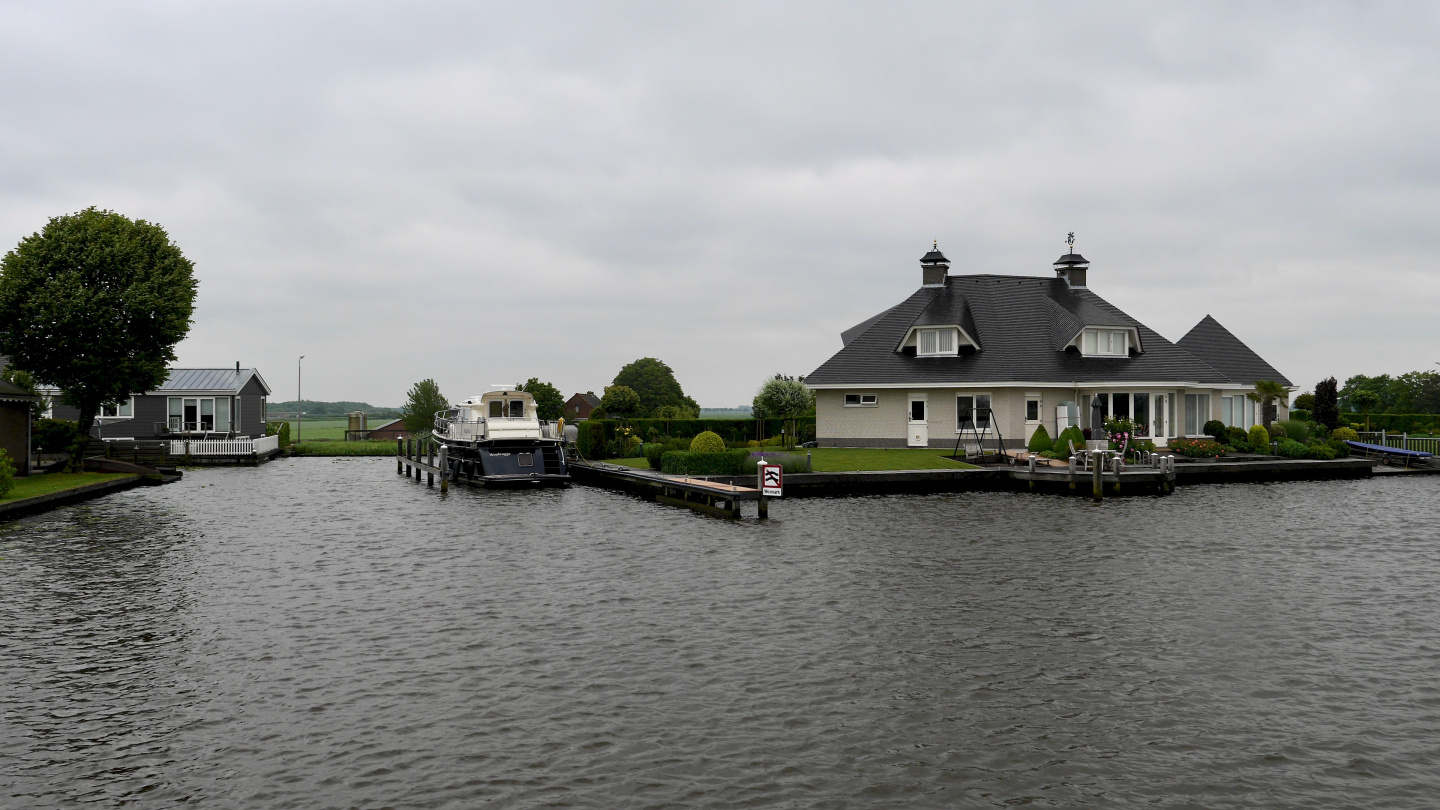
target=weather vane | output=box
[1066,232,1075,252]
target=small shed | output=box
[367,418,410,441]
[0,378,39,476]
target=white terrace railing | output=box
[1355,431,1440,455]
[169,435,281,456]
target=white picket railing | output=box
[1355,431,1440,455]
[168,436,281,456]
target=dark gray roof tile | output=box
[1176,315,1292,387]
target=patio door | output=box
[908,395,928,447]
[1152,393,1170,446]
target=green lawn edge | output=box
[2,472,135,502]
[599,448,979,472]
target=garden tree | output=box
[1313,377,1340,430]
[0,208,197,469]
[1350,389,1380,431]
[400,379,448,436]
[1335,371,1440,414]
[753,374,814,448]
[1246,380,1289,429]
[516,378,564,421]
[652,405,687,419]
[1292,392,1316,411]
[600,384,641,418]
[612,358,699,418]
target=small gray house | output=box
[806,245,1292,449]
[47,366,272,440]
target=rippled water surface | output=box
[3,459,1440,808]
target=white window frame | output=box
[916,327,958,357]
[1080,328,1129,357]
[100,397,135,418]
[167,396,232,433]
[955,392,994,433]
[843,393,879,407]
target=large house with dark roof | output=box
[45,365,272,440]
[806,245,1291,449]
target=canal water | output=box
[2,459,1438,808]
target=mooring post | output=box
[439,445,449,493]
[397,438,403,474]
[758,494,768,519]
[757,464,769,518]
[1092,453,1103,501]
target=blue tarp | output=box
[1344,440,1434,458]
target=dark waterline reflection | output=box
[2,459,1438,808]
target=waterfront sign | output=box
[760,463,782,497]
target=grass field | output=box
[290,440,397,456]
[283,419,353,441]
[603,447,979,472]
[2,472,134,502]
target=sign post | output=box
[758,461,782,518]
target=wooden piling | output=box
[397,438,404,475]
[1092,454,1103,501]
[439,445,449,493]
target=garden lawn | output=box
[601,448,978,472]
[2,472,133,502]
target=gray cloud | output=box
[2,2,1437,406]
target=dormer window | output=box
[917,328,957,356]
[1081,328,1128,357]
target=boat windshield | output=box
[509,400,525,418]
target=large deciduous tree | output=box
[600,384,641,418]
[612,358,699,418]
[0,208,196,469]
[516,378,565,421]
[401,379,449,437]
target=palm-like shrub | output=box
[690,430,726,452]
[1247,424,1271,454]
[1247,380,1290,429]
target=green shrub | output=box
[1203,419,1227,444]
[744,451,809,474]
[1306,442,1337,460]
[1331,427,1359,442]
[1226,426,1248,445]
[266,420,292,449]
[1169,438,1226,457]
[1027,424,1052,453]
[1289,408,1312,422]
[690,431,726,452]
[34,418,80,454]
[1053,426,1086,455]
[643,439,690,469]
[1275,419,1310,443]
[1326,438,1351,457]
[1268,423,1287,440]
[290,441,396,456]
[1275,438,1308,459]
[0,449,14,498]
[1247,425,1271,454]
[1130,439,1157,456]
[661,449,750,476]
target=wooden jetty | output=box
[568,461,768,518]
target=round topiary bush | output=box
[1247,424,1271,454]
[1331,427,1359,442]
[1269,423,1287,440]
[689,430,726,453]
[1203,420,1227,444]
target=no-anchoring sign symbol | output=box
[760,463,783,497]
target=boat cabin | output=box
[437,390,551,443]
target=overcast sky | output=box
[3,3,1437,407]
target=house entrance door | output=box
[907,395,928,447]
[1152,393,1170,447]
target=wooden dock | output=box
[568,461,768,518]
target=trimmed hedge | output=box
[266,420,292,449]
[1338,413,1440,432]
[660,449,751,476]
[1247,425,1270,453]
[1027,424,1052,453]
[0,449,14,498]
[577,417,817,459]
[1169,438,1225,457]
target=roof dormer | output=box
[1066,326,1142,357]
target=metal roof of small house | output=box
[809,273,1256,387]
[1176,315,1293,387]
[154,368,272,394]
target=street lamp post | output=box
[298,355,305,443]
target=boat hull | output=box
[433,436,571,487]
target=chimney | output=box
[1053,251,1089,288]
[236,361,241,373]
[920,241,949,287]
